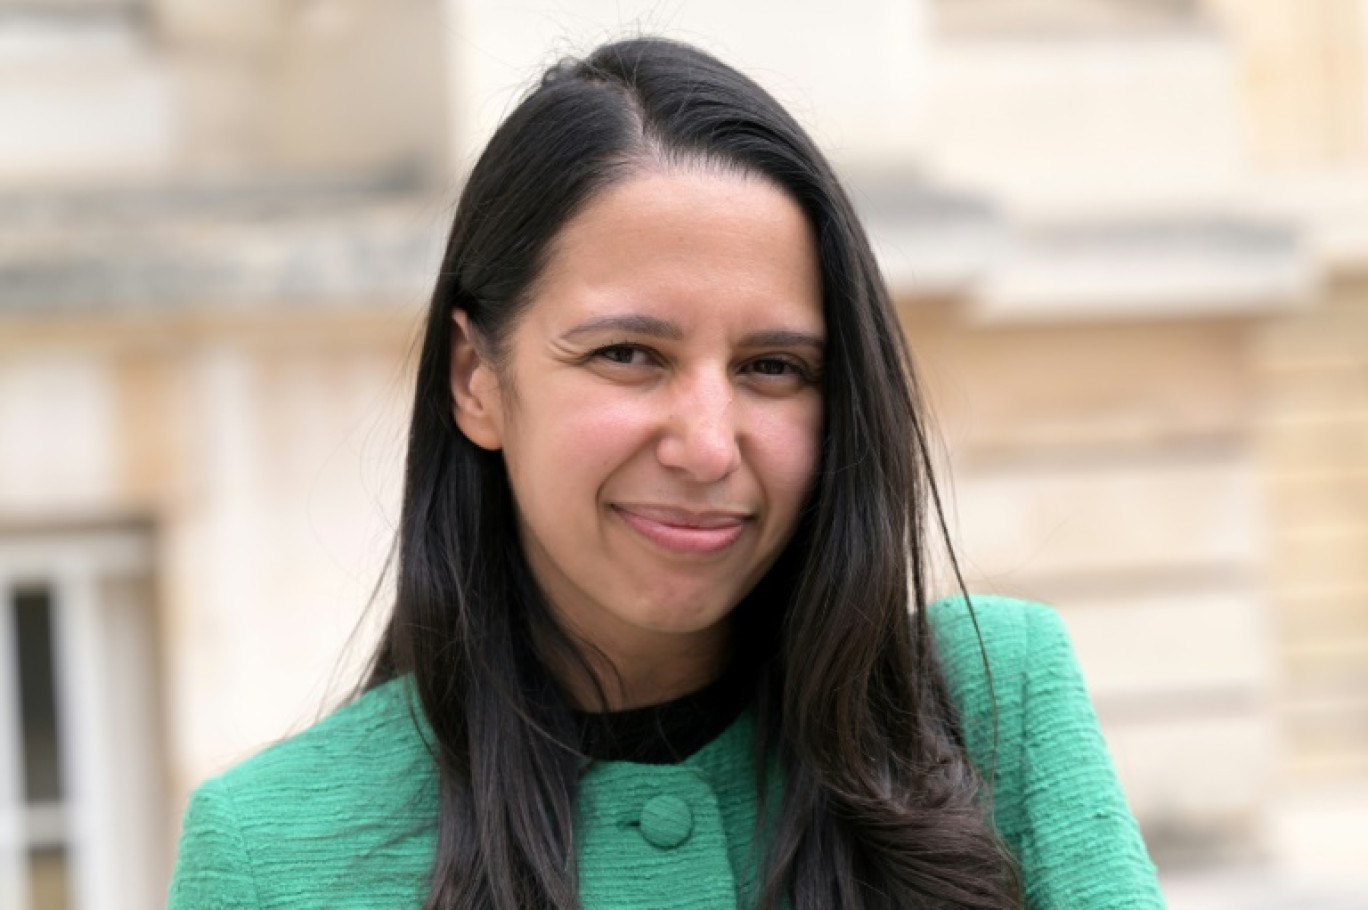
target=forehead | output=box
[526,168,824,334]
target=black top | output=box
[571,662,755,764]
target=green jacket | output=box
[167,597,1165,908]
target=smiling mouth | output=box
[611,505,749,555]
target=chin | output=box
[628,598,734,637]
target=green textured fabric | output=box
[167,596,1165,908]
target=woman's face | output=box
[451,168,823,697]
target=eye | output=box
[749,357,797,376]
[590,343,653,367]
[744,356,814,382]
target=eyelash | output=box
[588,343,816,382]
[592,344,650,366]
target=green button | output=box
[638,794,694,849]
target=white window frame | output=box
[0,528,161,910]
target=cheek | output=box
[752,401,822,504]
[508,390,657,489]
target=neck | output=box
[542,621,733,712]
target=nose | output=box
[656,369,741,483]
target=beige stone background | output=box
[0,1,1365,907]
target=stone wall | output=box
[902,299,1277,863]
[1256,271,1368,788]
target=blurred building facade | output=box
[0,1,1365,907]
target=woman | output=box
[168,37,1163,909]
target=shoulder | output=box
[927,595,1166,906]
[209,676,433,801]
[926,593,1070,699]
[923,594,1083,763]
[925,592,1060,649]
[168,677,438,909]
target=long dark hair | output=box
[366,36,1021,909]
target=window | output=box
[0,529,166,910]
[11,585,70,910]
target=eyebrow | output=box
[561,314,682,341]
[560,315,825,352]
[741,329,825,353]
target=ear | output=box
[449,310,504,451]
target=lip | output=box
[611,504,749,555]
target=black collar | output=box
[571,662,755,764]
